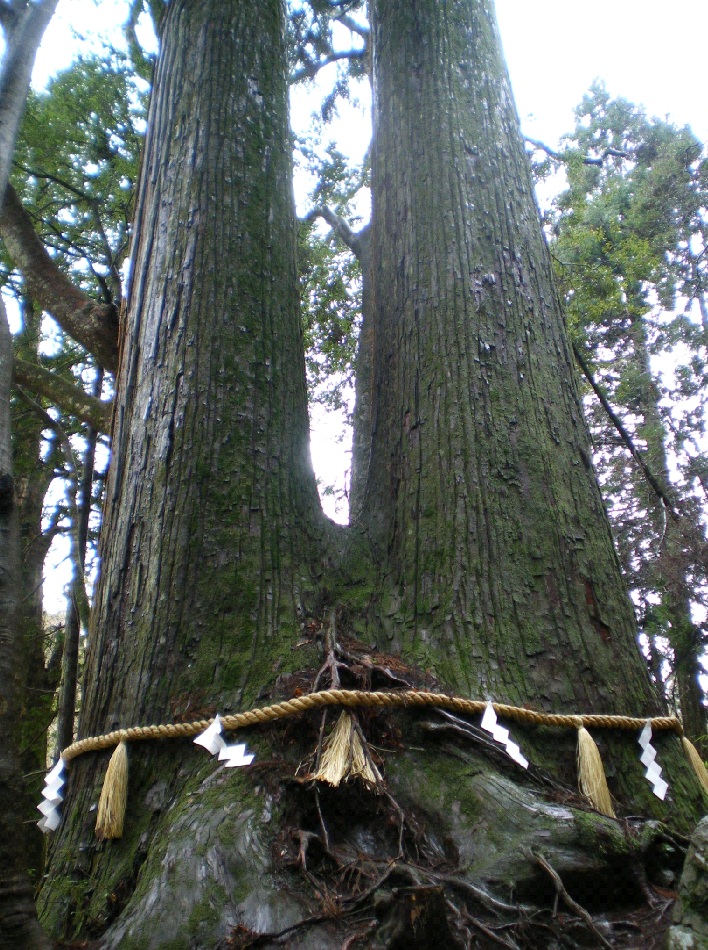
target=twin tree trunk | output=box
[41,1,703,946]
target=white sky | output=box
[496,0,708,146]
[36,1,707,141]
[31,0,708,601]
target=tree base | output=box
[39,643,702,949]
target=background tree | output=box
[532,83,708,745]
[0,49,143,933]
[0,1,61,945]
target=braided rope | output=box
[59,690,683,764]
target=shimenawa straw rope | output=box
[47,689,705,839]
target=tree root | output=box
[256,623,687,949]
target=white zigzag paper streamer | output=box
[194,715,255,768]
[638,721,668,800]
[38,757,65,833]
[194,714,226,755]
[481,702,529,769]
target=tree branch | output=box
[124,0,156,80]
[0,2,17,36]
[337,14,370,40]
[525,137,629,167]
[528,851,613,949]
[0,0,59,199]
[305,204,369,260]
[0,183,119,371]
[13,387,90,625]
[290,47,366,85]
[572,341,679,520]
[12,357,112,431]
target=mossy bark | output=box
[40,0,325,938]
[361,0,651,711]
[0,302,52,948]
[38,1,705,947]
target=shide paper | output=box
[38,757,65,833]
[194,715,254,768]
[481,702,529,769]
[638,721,668,800]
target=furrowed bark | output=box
[41,0,325,941]
[358,0,698,811]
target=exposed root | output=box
[252,623,687,950]
[528,849,614,949]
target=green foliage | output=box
[540,82,708,714]
[300,220,361,413]
[298,141,368,413]
[2,51,146,643]
[4,52,146,307]
[288,0,368,93]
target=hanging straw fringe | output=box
[311,711,382,789]
[95,740,128,839]
[682,737,708,795]
[576,725,615,818]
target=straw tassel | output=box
[576,725,615,818]
[95,740,128,839]
[311,711,382,789]
[682,736,708,795]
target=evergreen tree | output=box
[537,82,708,744]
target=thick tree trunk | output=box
[0,299,51,949]
[80,0,323,732]
[40,0,326,941]
[361,0,647,710]
[38,1,704,947]
[353,0,701,818]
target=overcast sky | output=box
[37,0,707,145]
[496,0,707,145]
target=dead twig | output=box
[340,920,377,949]
[455,902,520,949]
[431,871,535,917]
[527,849,613,950]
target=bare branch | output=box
[0,0,59,198]
[525,136,629,167]
[13,386,90,624]
[527,850,613,950]
[124,0,156,79]
[305,204,369,260]
[0,183,119,371]
[0,2,17,36]
[337,14,370,40]
[572,341,679,520]
[290,47,366,85]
